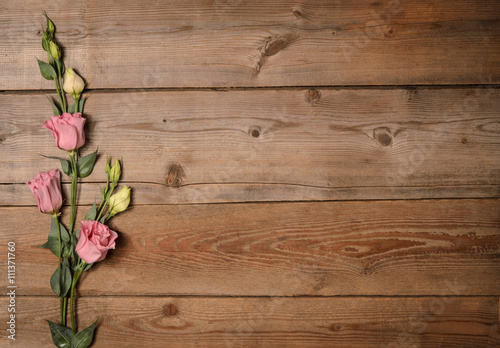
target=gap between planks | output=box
[1,84,499,95]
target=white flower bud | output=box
[63,68,85,98]
[109,186,131,216]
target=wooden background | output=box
[1,0,500,346]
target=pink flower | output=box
[26,169,63,215]
[42,112,86,151]
[76,221,118,264]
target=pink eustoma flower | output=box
[42,112,86,151]
[26,169,63,215]
[76,220,118,264]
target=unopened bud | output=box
[42,29,50,52]
[108,186,131,216]
[47,18,55,35]
[49,41,61,60]
[43,12,55,38]
[63,68,85,98]
[105,157,111,174]
[109,159,121,182]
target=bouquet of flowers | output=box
[26,13,131,347]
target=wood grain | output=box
[2,0,500,346]
[0,296,498,347]
[1,0,499,89]
[1,199,499,296]
[2,88,500,204]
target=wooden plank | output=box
[4,182,499,207]
[1,0,499,89]
[1,199,499,296]
[0,296,498,347]
[2,88,500,204]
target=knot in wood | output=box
[306,89,321,103]
[373,127,393,147]
[249,126,261,138]
[167,164,185,187]
[329,324,342,331]
[292,7,305,19]
[163,303,178,317]
[261,34,298,57]
[384,27,394,38]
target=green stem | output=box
[48,54,65,114]
[96,203,106,222]
[60,75,67,112]
[55,215,62,269]
[97,182,115,221]
[62,297,68,327]
[105,213,115,223]
[59,296,64,324]
[53,79,65,114]
[97,200,104,215]
[74,95,80,113]
[54,215,63,324]
[55,60,67,113]
[97,178,110,214]
[70,263,85,335]
[69,151,78,236]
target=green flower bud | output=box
[63,68,85,98]
[105,157,111,175]
[43,12,55,37]
[47,19,55,35]
[108,186,131,216]
[42,25,50,52]
[109,159,121,182]
[49,41,61,60]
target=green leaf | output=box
[49,268,61,296]
[72,253,81,271]
[78,96,88,113]
[41,23,50,51]
[99,186,105,202]
[77,148,98,178]
[42,238,72,258]
[37,59,57,80]
[50,260,72,297]
[50,217,70,243]
[62,243,73,258]
[60,259,72,297]
[42,217,71,257]
[46,320,73,348]
[41,238,55,249]
[45,96,61,116]
[68,102,77,114]
[84,202,97,221]
[59,59,65,76]
[41,155,72,176]
[70,318,98,348]
[42,37,50,52]
[72,230,81,271]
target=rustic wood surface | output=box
[1,0,499,347]
[0,297,498,347]
[2,88,500,204]
[1,0,500,89]
[1,199,499,296]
